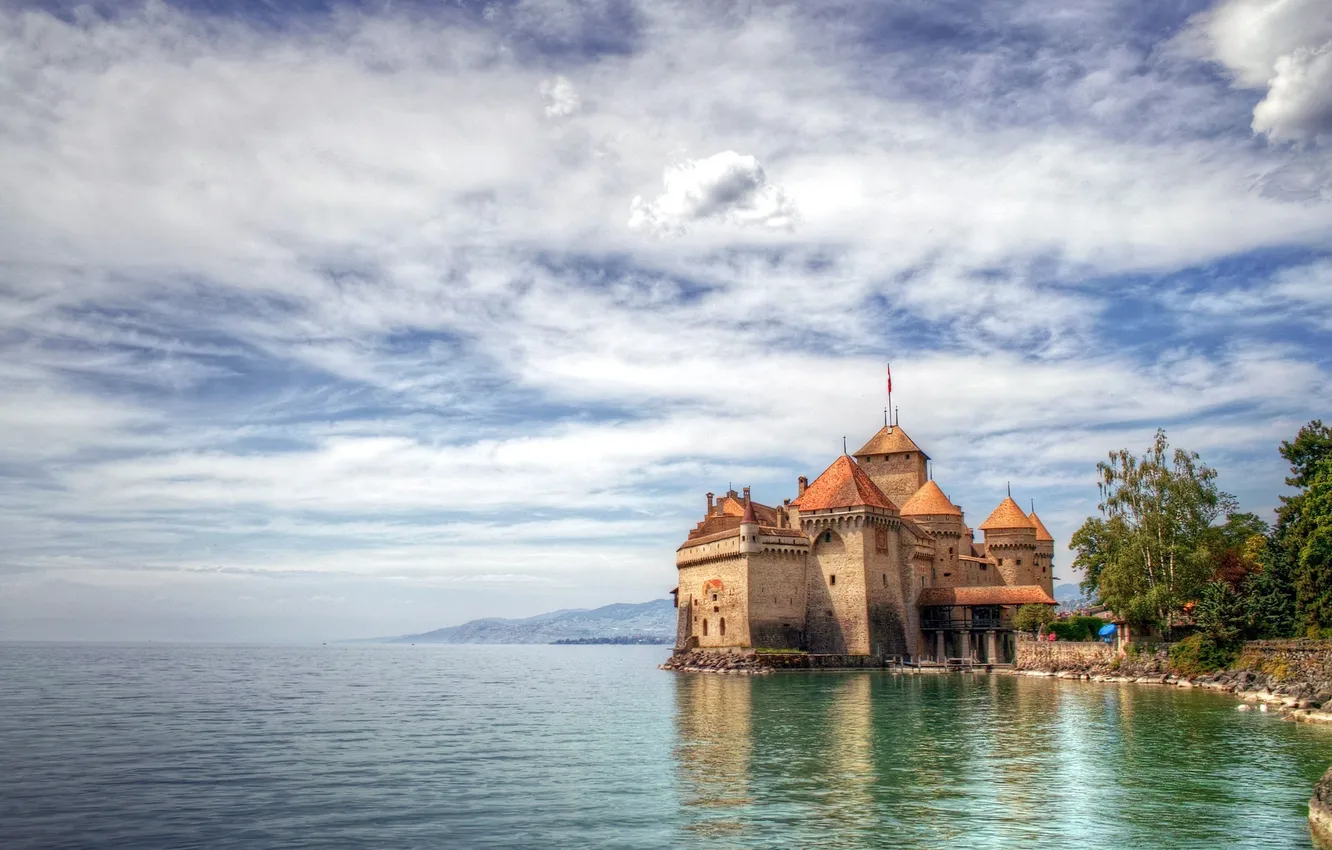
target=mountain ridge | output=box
[391,598,676,644]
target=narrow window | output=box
[1017,559,1023,566]
[703,619,708,636]
[943,572,952,577]
[949,547,954,555]
[713,606,719,613]
[882,574,887,586]
[920,576,925,586]
[712,593,718,601]
[720,618,726,636]
[998,558,1004,566]
[830,574,836,586]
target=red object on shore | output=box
[1048,632,1057,641]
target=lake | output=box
[2,643,1330,848]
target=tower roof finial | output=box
[1007,481,1011,498]
[843,436,847,454]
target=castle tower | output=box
[852,424,928,508]
[1028,510,1056,596]
[978,495,1038,587]
[899,480,969,588]
[739,490,760,554]
[792,454,912,658]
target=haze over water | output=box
[2,643,1330,849]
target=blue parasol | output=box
[1098,623,1117,637]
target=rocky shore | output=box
[658,650,774,674]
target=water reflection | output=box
[672,672,1332,849]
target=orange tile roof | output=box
[853,425,929,459]
[978,496,1036,531]
[716,494,779,526]
[899,480,962,516]
[916,586,1056,606]
[1029,511,1055,542]
[791,455,898,512]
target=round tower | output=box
[1028,510,1056,596]
[978,495,1038,587]
[739,488,760,554]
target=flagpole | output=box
[886,362,892,428]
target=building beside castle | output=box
[671,422,1056,664]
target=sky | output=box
[1,0,1330,642]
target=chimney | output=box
[742,486,751,504]
[798,476,808,496]
[706,492,714,513]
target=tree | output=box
[1295,459,1332,635]
[1071,429,1233,636]
[1013,603,1054,636]
[1262,421,1332,635]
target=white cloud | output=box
[539,75,581,117]
[628,151,799,235]
[1195,0,1332,143]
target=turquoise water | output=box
[2,643,1330,848]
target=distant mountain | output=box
[393,598,677,644]
[1054,582,1088,611]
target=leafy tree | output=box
[1013,603,1054,636]
[1295,458,1332,635]
[1071,429,1233,636]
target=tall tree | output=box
[1271,421,1332,635]
[1071,429,1233,634]
[1295,458,1332,635]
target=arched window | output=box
[720,618,726,636]
[703,619,709,636]
[822,531,832,543]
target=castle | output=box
[671,421,1057,664]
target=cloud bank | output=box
[0,0,1328,641]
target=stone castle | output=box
[671,422,1057,664]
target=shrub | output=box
[1168,634,1238,676]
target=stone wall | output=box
[1236,640,1332,688]
[1016,639,1115,671]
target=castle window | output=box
[713,606,719,613]
[1042,566,1046,573]
[822,531,832,543]
[980,563,987,571]
[720,618,726,636]
[943,572,952,577]
[703,619,708,636]
[882,574,887,586]
[920,576,925,587]
[997,558,1004,566]
[712,593,718,601]
[949,547,954,555]
[1017,559,1023,566]
[830,574,836,586]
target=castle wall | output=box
[747,549,808,650]
[864,520,911,658]
[676,554,751,649]
[858,453,927,509]
[805,521,870,654]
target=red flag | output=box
[886,363,892,394]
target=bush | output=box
[1048,616,1108,642]
[1168,634,1238,676]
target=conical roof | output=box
[1029,511,1054,542]
[899,480,962,516]
[742,498,757,524]
[792,455,898,512]
[853,425,928,459]
[978,496,1036,531]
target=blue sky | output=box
[1,0,1330,641]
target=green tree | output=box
[1013,603,1054,636]
[1295,459,1332,635]
[1071,429,1233,636]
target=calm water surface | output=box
[2,643,1330,849]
